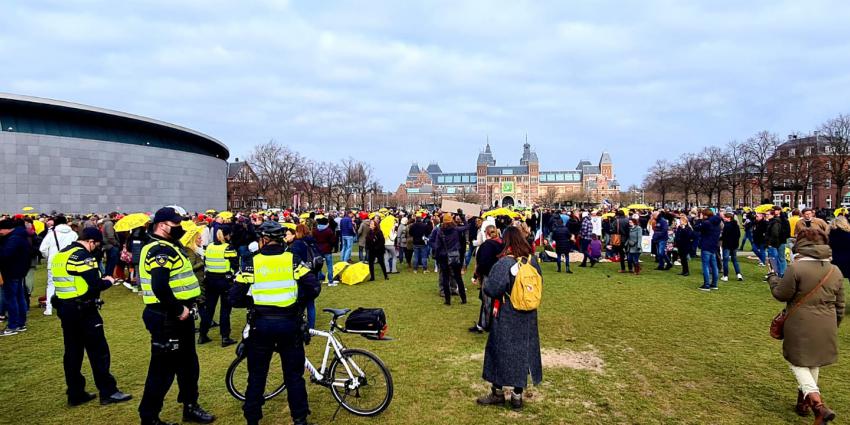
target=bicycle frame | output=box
[306,327,365,390]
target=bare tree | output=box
[455,188,482,205]
[695,147,725,207]
[643,159,674,206]
[538,186,559,207]
[820,114,850,204]
[743,131,779,202]
[722,140,749,207]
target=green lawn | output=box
[1,253,848,425]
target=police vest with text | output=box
[236,252,309,308]
[205,243,236,274]
[51,246,95,299]
[139,239,201,304]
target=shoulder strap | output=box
[52,228,60,250]
[787,265,835,318]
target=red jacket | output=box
[312,227,337,255]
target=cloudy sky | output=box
[4,0,850,189]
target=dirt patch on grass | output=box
[463,348,604,373]
[541,348,605,373]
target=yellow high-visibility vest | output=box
[204,243,236,274]
[139,239,201,304]
[51,246,96,299]
[235,251,309,308]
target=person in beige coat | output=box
[769,227,845,423]
[794,208,830,236]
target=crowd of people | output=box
[1,200,848,424]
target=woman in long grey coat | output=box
[476,226,542,410]
[769,227,844,423]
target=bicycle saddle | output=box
[322,308,351,318]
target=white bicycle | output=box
[225,308,393,417]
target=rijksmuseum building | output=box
[396,142,619,208]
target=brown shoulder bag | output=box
[770,266,835,340]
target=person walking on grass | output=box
[769,227,844,424]
[578,212,593,267]
[366,220,388,281]
[549,216,573,274]
[0,218,31,336]
[469,225,502,334]
[433,213,468,306]
[476,226,542,410]
[674,214,695,277]
[829,214,850,285]
[721,212,743,282]
[652,210,672,270]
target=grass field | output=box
[1,253,848,425]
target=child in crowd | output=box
[588,234,602,267]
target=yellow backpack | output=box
[510,255,542,311]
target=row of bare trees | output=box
[642,114,850,208]
[244,140,382,210]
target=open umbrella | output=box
[281,222,296,230]
[625,204,652,210]
[834,208,847,217]
[299,212,311,219]
[332,262,370,285]
[218,211,234,220]
[381,215,396,239]
[602,212,615,219]
[114,213,151,232]
[482,208,521,219]
[32,220,45,234]
[205,209,217,214]
[754,204,774,214]
[22,206,34,212]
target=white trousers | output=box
[45,268,56,309]
[789,364,820,397]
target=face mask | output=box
[167,224,186,241]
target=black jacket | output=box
[720,220,741,250]
[550,225,572,251]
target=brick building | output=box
[768,134,842,209]
[396,142,619,208]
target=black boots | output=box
[141,419,178,425]
[221,337,237,347]
[510,391,523,409]
[197,334,212,344]
[183,403,215,424]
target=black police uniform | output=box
[137,234,213,425]
[53,242,126,405]
[238,243,319,425]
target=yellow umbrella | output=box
[299,212,311,219]
[22,206,34,212]
[282,222,296,230]
[332,262,370,285]
[180,222,204,247]
[218,211,234,220]
[32,220,45,234]
[754,204,774,214]
[205,209,217,214]
[834,208,846,217]
[381,215,396,239]
[602,213,615,219]
[482,208,521,219]
[114,213,151,232]
[626,204,652,210]
[378,208,389,214]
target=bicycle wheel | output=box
[225,354,287,401]
[328,348,393,416]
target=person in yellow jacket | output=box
[52,227,132,407]
[137,207,215,425]
[235,220,320,425]
[198,225,238,347]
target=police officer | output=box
[236,221,319,425]
[52,227,133,407]
[138,207,215,425]
[197,225,237,347]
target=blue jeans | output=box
[740,229,754,251]
[323,253,334,283]
[306,300,316,330]
[2,278,27,329]
[701,250,719,288]
[465,245,475,267]
[628,252,641,269]
[722,248,741,276]
[104,246,120,277]
[752,243,766,264]
[767,245,787,277]
[656,240,670,267]
[413,245,428,271]
[341,236,355,262]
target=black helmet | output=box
[257,221,284,239]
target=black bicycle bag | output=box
[345,308,387,337]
